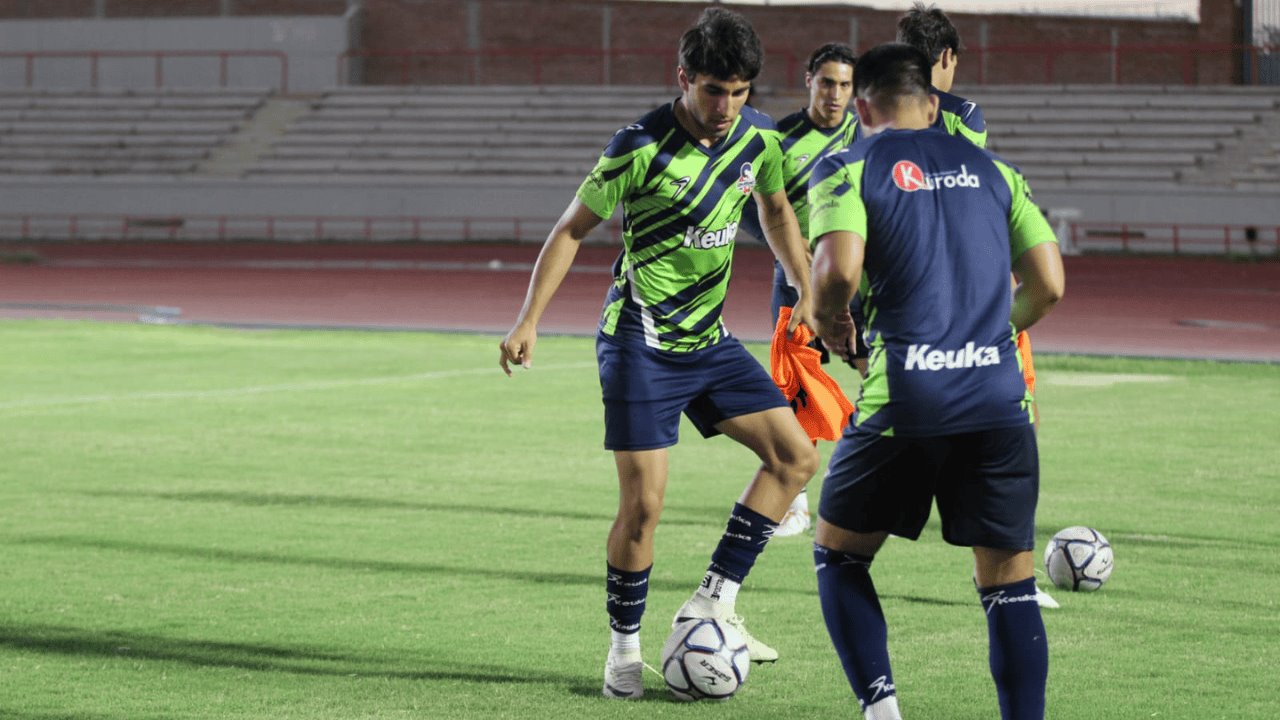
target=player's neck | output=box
[673,98,720,147]
[806,105,844,129]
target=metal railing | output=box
[1069,221,1280,255]
[0,213,622,244]
[336,46,801,87]
[336,43,1278,87]
[0,50,290,93]
[3,214,1274,257]
[970,42,1279,85]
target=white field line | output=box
[1039,372,1176,387]
[0,362,596,412]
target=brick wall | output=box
[0,0,1241,84]
[353,0,1219,85]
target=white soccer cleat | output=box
[672,598,779,663]
[1034,583,1060,609]
[725,613,779,663]
[602,650,644,699]
[773,503,811,538]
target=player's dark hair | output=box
[678,7,764,81]
[896,2,962,63]
[806,42,857,75]
[853,43,932,110]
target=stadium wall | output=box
[3,177,1277,242]
[0,0,1236,85]
[0,13,354,91]
[349,0,1223,86]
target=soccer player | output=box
[896,2,986,146]
[760,42,861,537]
[899,2,1057,608]
[498,8,820,699]
[807,43,1065,720]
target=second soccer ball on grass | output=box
[1044,526,1114,592]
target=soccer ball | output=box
[661,618,750,701]
[1043,526,1114,592]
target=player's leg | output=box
[974,547,1047,720]
[596,335,687,699]
[671,338,819,661]
[1015,330,1057,609]
[672,405,818,661]
[938,426,1047,720]
[812,430,940,720]
[770,259,815,537]
[603,448,668,699]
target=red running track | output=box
[0,241,1276,362]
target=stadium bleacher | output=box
[0,83,1274,194]
[233,83,1280,194]
[244,85,671,182]
[0,87,271,176]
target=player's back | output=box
[811,128,1029,435]
[932,86,986,147]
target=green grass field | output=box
[0,320,1276,719]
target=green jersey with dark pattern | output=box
[775,108,859,243]
[577,101,784,352]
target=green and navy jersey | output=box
[577,101,784,352]
[934,86,987,148]
[741,108,859,244]
[775,108,860,241]
[852,86,987,148]
[808,128,1055,436]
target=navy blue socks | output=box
[814,544,897,712]
[606,564,650,635]
[978,576,1048,719]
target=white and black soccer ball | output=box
[661,618,750,701]
[1044,526,1114,592]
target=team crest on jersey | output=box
[736,162,756,194]
[892,161,981,192]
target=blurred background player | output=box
[896,2,987,145]
[808,43,1064,720]
[898,2,1056,607]
[498,7,819,698]
[749,42,862,537]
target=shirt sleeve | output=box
[949,102,988,148]
[752,129,785,196]
[807,156,867,241]
[997,161,1057,260]
[576,147,640,220]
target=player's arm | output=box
[1011,243,1063,333]
[755,187,813,332]
[499,198,601,375]
[1001,162,1064,333]
[811,229,865,363]
[807,155,867,362]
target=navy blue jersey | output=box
[808,128,1055,436]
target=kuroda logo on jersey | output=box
[683,221,739,249]
[736,162,756,194]
[891,160,981,192]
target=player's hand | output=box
[499,324,536,376]
[788,294,817,336]
[815,309,855,363]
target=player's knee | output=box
[769,439,819,488]
[616,493,664,533]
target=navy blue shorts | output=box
[771,261,868,362]
[596,334,788,451]
[818,423,1039,550]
